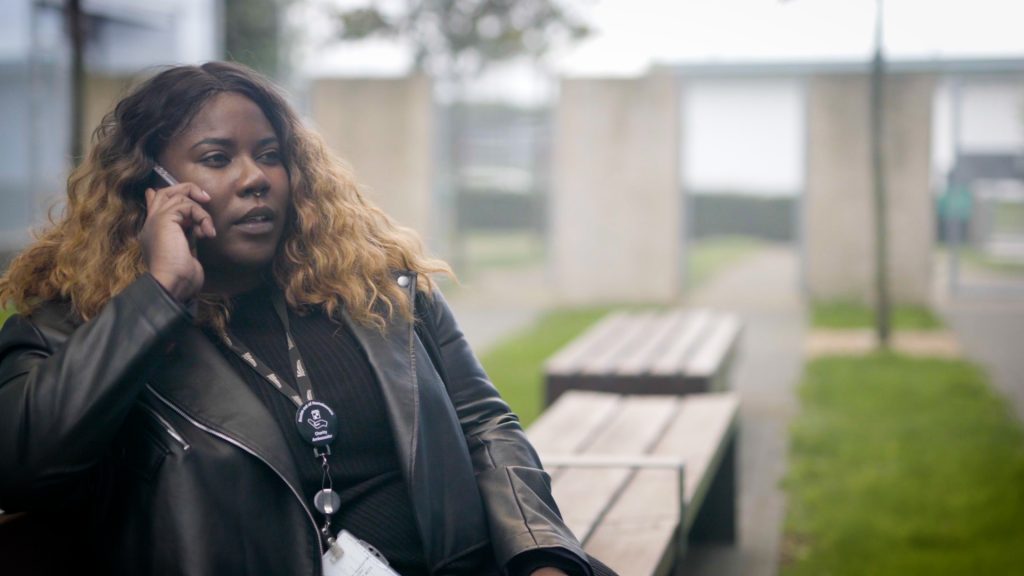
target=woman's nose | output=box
[236,156,270,198]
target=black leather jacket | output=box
[0,273,586,575]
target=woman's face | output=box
[157,92,291,278]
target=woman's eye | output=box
[201,153,229,167]
[259,150,282,164]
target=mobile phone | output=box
[152,164,180,188]
[151,164,197,255]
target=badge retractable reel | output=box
[222,294,398,574]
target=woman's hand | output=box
[140,183,216,302]
[529,569,570,576]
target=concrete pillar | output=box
[551,72,682,304]
[805,72,936,304]
[310,76,434,238]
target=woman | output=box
[0,62,612,576]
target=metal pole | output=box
[67,0,85,166]
[871,0,891,348]
[948,77,963,295]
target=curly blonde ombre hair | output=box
[0,62,449,330]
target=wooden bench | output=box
[527,390,740,576]
[544,309,742,405]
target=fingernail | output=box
[201,189,211,199]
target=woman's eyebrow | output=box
[190,137,234,150]
[189,135,279,151]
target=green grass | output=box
[959,247,1024,276]
[688,235,764,289]
[812,301,945,331]
[0,306,13,327]
[993,201,1024,230]
[479,307,615,426]
[783,354,1024,575]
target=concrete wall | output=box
[551,72,682,304]
[805,72,936,304]
[310,76,434,239]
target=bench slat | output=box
[684,314,742,381]
[652,393,739,530]
[581,393,739,576]
[580,312,661,375]
[647,310,713,376]
[615,310,690,376]
[544,308,743,405]
[581,476,679,576]
[546,395,679,542]
[544,313,631,375]
[527,392,621,456]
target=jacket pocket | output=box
[117,403,189,481]
[138,402,191,452]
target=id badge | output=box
[322,530,399,576]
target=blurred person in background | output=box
[0,61,616,576]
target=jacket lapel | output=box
[343,302,419,480]
[147,323,305,498]
[343,274,440,558]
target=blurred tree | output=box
[331,1,589,269]
[333,0,590,79]
[224,0,297,78]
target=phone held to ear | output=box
[151,164,197,255]
[152,164,200,315]
[152,164,179,189]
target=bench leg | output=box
[689,431,737,543]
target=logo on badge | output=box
[308,409,329,430]
[295,400,337,447]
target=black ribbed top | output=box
[210,284,436,574]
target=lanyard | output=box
[221,294,313,408]
[220,290,342,541]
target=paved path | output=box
[441,264,550,353]
[936,290,1024,422]
[678,245,805,576]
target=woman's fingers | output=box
[146,182,210,211]
[183,201,217,238]
[185,183,211,203]
[140,186,208,302]
[146,188,216,238]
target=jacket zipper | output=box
[139,402,191,451]
[146,385,326,560]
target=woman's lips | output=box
[233,207,276,234]
[233,219,275,234]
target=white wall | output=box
[681,78,805,196]
[932,77,1024,179]
[959,80,1024,152]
